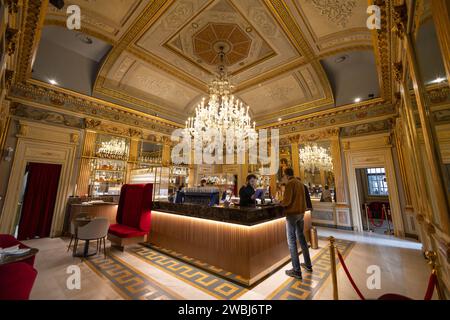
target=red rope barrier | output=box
[367,205,385,228]
[334,243,437,300]
[336,249,366,300]
[424,272,437,300]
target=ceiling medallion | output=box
[306,0,357,28]
[185,45,256,151]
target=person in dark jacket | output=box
[296,177,312,210]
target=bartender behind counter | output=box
[239,174,257,206]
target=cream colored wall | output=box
[0,120,80,237]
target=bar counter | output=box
[152,201,284,226]
[148,202,303,286]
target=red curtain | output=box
[18,163,62,240]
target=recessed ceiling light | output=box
[76,33,93,45]
[354,97,361,103]
[49,79,58,85]
[335,55,348,64]
[430,76,446,84]
[278,118,282,122]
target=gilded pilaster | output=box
[290,137,300,178]
[161,137,172,167]
[76,130,96,197]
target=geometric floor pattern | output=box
[129,246,248,300]
[267,238,355,300]
[84,238,354,300]
[84,253,183,300]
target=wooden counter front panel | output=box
[148,211,290,284]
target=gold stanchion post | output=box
[328,236,339,300]
[425,251,445,300]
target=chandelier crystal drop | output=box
[185,46,257,150]
[299,144,333,173]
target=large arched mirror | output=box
[412,1,450,220]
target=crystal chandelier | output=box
[299,144,333,173]
[96,138,129,159]
[185,46,256,150]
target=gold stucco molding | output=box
[14,0,48,83]
[5,0,20,14]
[70,133,79,144]
[393,62,403,83]
[5,27,19,56]
[297,127,340,143]
[9,81,182,135]
[392,3,408,38]
[372,0,394,102]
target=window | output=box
[366,168,388,196]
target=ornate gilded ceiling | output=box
[36,0,385,126]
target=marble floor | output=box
[24,228,435,300]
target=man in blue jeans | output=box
[281,168,313,280]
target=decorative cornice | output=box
[372,0,393,102]
[297,127,340,143]
[8,81,182,136]
[10,103,84,129]
[428,86,450,105]
[14,0,48,83]
[44,19,116,45]
[341,118,393,138]
[265,102,396,139]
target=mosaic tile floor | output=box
[83,237,354,300]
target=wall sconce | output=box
[4,146,14,162]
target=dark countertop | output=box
[152,201,285,226]
[71,202,118,206]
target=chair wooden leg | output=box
[96,239,100,254]
[73,238,78,256]
[67,235,74,252]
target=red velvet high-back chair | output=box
[108,184,153,250]
[0,234,38,300]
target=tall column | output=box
[394,62,432,221]
[161,137,171,166]
[0,100,10,152]
[290,138,300,177]
[431,0,450,84]
[125,138,140,183]
[319,169,326,187]
[76,130,96,197]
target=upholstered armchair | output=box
[107,184,153,251]
[0,235,38,300]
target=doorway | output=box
[16,162,62,240]
[355,167,393,235]
[345,146,404,237]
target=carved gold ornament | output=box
[6,28,19,55]
[305,0,357,28]
[392,3,407,38]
